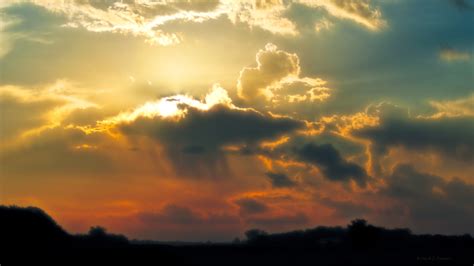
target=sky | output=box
[0,0,473,241]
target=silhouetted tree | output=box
[2,205,474,265]
[89,226,108,237]
[0,205,72,248]
[348,219,380,249]
[245,229,268,243]
[232,237,241,244]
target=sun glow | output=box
[100,84,234,125]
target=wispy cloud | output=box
[428,94,474,118]
[439,47,471,62]
[4,0,386,45]
[299,0,386,31]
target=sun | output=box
[99,85,234,128]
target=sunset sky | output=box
[0,0,473,241]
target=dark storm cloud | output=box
[234,198,269,215]
[385,164,445,200]
[265,172,296,188]
[296,143,369,186]
[181,145,206,154]
[355,104,474,162]
[116,104,304,178]
[119,104,305,151]
[382,164,474,234]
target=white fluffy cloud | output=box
[238,43,300,100]
[237,43,330,104]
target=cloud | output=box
[319,197,371,220]
[5,0,385,46]
[428,94,474,118]
[95,85,304,178]
[181,145,207,154]
[449,0,474,11]
[265,172,296,188]
[299,0,386,31]
[0,11,19,58]
[355,103,474,165]
[382,164,474,234]
[439,47,471,62]
[314,17,333,32]
[0,86,63,142]
[20,0,219,45]
[0,82,304,181]
[237,43,330,104]
[227,0,386,34]
[61,106,109,126]
[238,43,300,100]
[0,81,97,144]
[139,204,241,227]
[136,204,241,241]
[0,126,117,177]
[317,111,379,137]
[296,143,370,186]
[107,86,305,151]
[139,204,205,225]
[117,104,303,151]
[224,0,298,36]
[0,9,54,59]
[103,84,233,123]
[313,162,474,234]
[246,212,309,228]
[13,0,292,45]
[268,76,331,104]
[234,198,269,215]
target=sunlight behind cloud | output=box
[101,84,234,124]
[2,0,474,246]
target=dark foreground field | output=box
[1,206,473,265]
